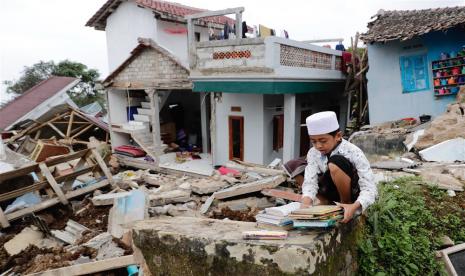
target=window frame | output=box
[399,53,430,94]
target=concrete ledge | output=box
[132,217,362,275]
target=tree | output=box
[3,60,105,109]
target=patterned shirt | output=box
[302,139,377,211]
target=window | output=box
[399,54,429,93]
[229,116,244,160]
[195,32,200,42]
[273,115,284,151]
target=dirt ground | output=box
[0,199,112,274]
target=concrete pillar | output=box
[283,94,296,162]
[146,88,163,154]
[200,93,209,153]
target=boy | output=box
[300,111,377,223]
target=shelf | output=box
[434,92,458,97]
[434,82,465,88]
[434,73,465,79]
[432,64,465,71]
[432,55,465,63]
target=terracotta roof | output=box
[360,6,465,43]
[103,37,189,84]
[86,0,236,30]
[0,76,78,130]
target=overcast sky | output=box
[1,0,464,103]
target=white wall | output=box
[105,0,211,72]
[214,93,264,166]
[156,20,210,65]
[106,1,158,72]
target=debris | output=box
[109,189,148,238]
[83,232,125,260]
[218,166,240,176]
[371,160,418,170]
[217,197,275,212]
[404,129,425,151]
[4,226,46,256]
[91,191,132,206]
[149,189,191,206]
[51,220,90,245]
[261,189,302,202]
[190,179,228,194]
[267,158,282,169]
[4,192,42,214]
[420,171,464,191]
[447,190,456,197]
[419,138,465,162]
[225,161,284,176]
[213,175,286,200]
[30,140,71,162]
[200,194,215,214]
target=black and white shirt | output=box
[302,139,377,211]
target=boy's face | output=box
[309,132,342,155]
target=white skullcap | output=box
[306,111,339,135]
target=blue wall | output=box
[366,27,465,124]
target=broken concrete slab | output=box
[4,226,44,255]
[132,217,361,275]
[214,175,286,200]
[109,189,149,238]
[419,138,465,162]
[91,191,132,206]
[217,197,275,212]
[149,190,191,206]
[371,160,417,170]
[190,179,229,195]
[51,219,90,245]
[420,171,464,191]
[261,189,302,202]
[83,232,125,260]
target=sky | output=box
[1,0,464,104]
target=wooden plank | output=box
[66,111,75,137]
[0,164,39,182]
[0,182,48,202]
[91,149,113,184]
[47,122,66,138]
[5,180,109,222]
[55,165,97,183]
[261,189,302,202]
[213,175,286,200]
[71,124,93,139]
[0,207,11,228]
[225,162,284,176]
[26,255,136,276]
[39,163,69,205]
[185,7,244,19]
[44,149,89,167]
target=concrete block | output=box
[132,217,362,275]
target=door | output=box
[300,109,312,156]
[229,116,244,161]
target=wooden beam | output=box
[90,149,114,186]
[185,7,244,19]
[47,122,66,138]
[0,207,10,228]
[27,255,136,276]
[5,179,109,222]
[71,124,93,139]
[0,163,38,182]
[39,163,69,205]
[69,124,88,136]
[66,111,75,137]
[213,175,286,200]
[44,149,89,167]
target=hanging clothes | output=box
[259,24,272,38]
[224,22,230,39]
[242,21,248,38]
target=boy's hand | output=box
[335,201,361,223]
[300,196,312,209]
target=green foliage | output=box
[3,60,104,109]
[358,177,443,275]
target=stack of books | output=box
[289,205,343,228]
[255,202,300,229]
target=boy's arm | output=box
[301,151,319,206]
[352,148,378,211]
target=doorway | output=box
[229,116,244,160]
